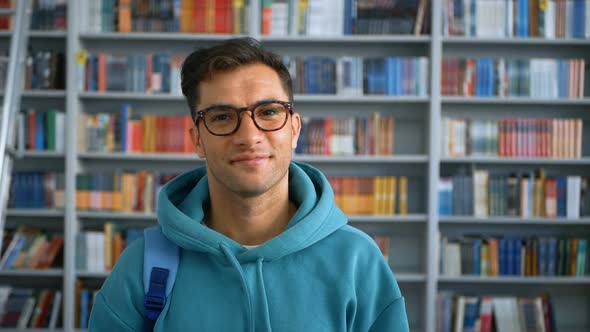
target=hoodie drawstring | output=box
[220,244,254,332]
[257,257,272,331]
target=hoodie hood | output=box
[156,161,348,263]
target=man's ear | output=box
[290,112,301,150]
[189,124,206,158]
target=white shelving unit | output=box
[1,1,589,331]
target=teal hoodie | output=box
[89,162,409,331]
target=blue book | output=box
[514,239,522,276]
[35,112,45,151]
[395,58,402,96]
[344,0,353,34]
[473,239,481,275]
[573,0,585,38]
[556,176,567,217]
[539,238,547,276]
[80,289,90,329]
[507,238,515,275]
[120,104,131,153]
[499,239,507,276]
[463,298,479,332]
[2,235,27,269]
[548,237,557,276]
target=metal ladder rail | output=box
[0,0,32,250]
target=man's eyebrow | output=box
[205,99,280,109]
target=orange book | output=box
[487,238,499,276]
[389,176,397,215]
[398,176,408,215]
[113,232,124,266]
[387,118,395,155]
[112,173,123,212]
[118,0,132,32]
[27,238,49,269]
[570,239,578,276]
[366,178,374,215]
[261,0,272,35]
[374,236,390,261]
[180,0,193,32]
[341,177,351,215]
[183,117,195,153]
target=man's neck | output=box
[205,182,296,246]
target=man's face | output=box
[189,63,301,198]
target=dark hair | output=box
[181,37,293,119]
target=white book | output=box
[16,296,36,329]
[496,0,506,37]
[567,176,581,219]
[55,112,65,153]
[474,170,489,217]
[444,242,461,276]
[307,0,332,35]
[0,286,11,317]
[454,296,466,332]
[506,0,514,37]
[545,1,556,38]
[48,291,62,329]
[270,1,289,36]
[464,0,471,37]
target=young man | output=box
[89,38,409,331]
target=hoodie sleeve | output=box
[368,297,409,332]
[349,235,410,332]
[88,238,146,331]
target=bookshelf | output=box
[0,0,588,331]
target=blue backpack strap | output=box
[143,226,179,331]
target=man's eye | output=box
[213,114,231,121]
[260,109,277,116]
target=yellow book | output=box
[398,176,408,215]
[104,223,113,271]
[372,177,379,215]
[232,0,244,34]
[389,176,397,215]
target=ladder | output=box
[0,0,32,250]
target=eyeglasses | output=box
[194,100,293,136]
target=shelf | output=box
[76,271,110,278]
[441,96,590,105]
[78,152,202,162]
[260,35,431,43]
[294,155,428,163]
[77,211,428,223]
[393,273,427,282]
[439,276,590,284]
[77,211,156,220]
[0,90,66,98]
[16,151,65,159]
[0,330,64,332]
[79,32,245,41]
[79,152,429,163]
[294,95,429,103]
[6,209,64,218]
[78,91,183,100]
[439,216,590,225]
[443,37,590,46]
[440,157,590,165]
[348,214,427,223]
[0,30,66,38]
[78,92,430,103]
[0,269,63,277]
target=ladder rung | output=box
[0,9,15,16]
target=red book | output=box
[28,111,36,150]
[39,235,64,269]
[98,53,107,92]
[545,178,557,218]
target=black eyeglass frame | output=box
[193,100,294,136]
